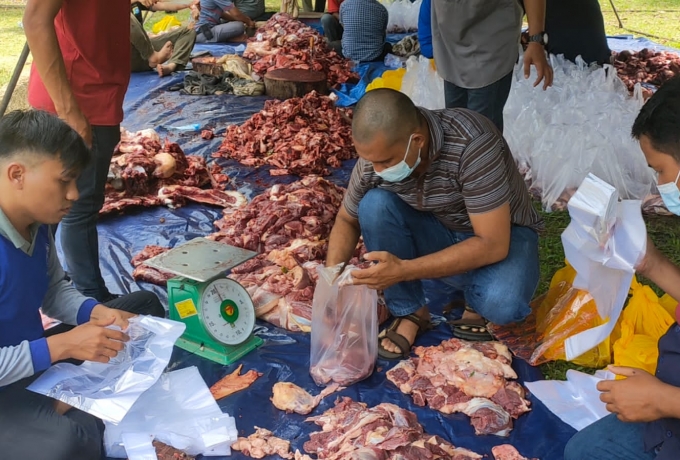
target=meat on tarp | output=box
[214,92,355,177]
[131,177,389,331]
[303,397,485,459]
[613,48,680,94]
[103,128,245,214]
[244,13,358,87]
[386,338,532,437]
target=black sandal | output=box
[378,314,432,360]
[448,306,493,342]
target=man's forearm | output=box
[227,6,252,25]
[647,255,680,302]
[153,2,191,11]
[523,0,546,35]
[23,2,80,118]
[326,219,361,267]
[402,236,506,282]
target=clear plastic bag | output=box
[381,0,422,33]
[27,316,185,424]
[104,366,238,459]
[503,53,655,212]
[309,265,378,386]
[400,55,445,110]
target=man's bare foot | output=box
[157,62,177,77]
[380,306,430,355]
[148,41,174,68]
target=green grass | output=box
[2,1,680,380]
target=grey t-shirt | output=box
[431,0,523,89]
[234,0,264,19]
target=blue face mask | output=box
[658,170,680,216]
[375,134,421,183]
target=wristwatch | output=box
[528,31,549,46]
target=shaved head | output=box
[352,89,421,146]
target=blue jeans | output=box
[357,189,539,324]
[564,414,657,460]
[444,70,513,133]
[59,126,120,300]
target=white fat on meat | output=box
[462,398,513,437]
[271,382,343,415]
[437,348,515,398]
[492,444,537,460]
[231,427,294,459]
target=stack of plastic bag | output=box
[105,367,239,459]
[503,53,656,212]
[380,0,421,33]
[399,55,445,110]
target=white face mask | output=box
[375,134,421,183]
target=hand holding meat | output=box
[46,321,129,363]
[350,251,405,290]
[597,366,668,422]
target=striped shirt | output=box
[343,107,544,233]
[339,0,388,62]
[196,0,235,29]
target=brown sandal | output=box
[378,313,432,360]
[448,305,493,341]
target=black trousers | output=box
[0,291,164,460]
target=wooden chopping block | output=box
[263,69,328,100]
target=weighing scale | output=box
[144,238,263,365]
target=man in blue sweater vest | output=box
[0,110,164,460]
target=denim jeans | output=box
[321,13,343,42]
[563,414,657,460]
[443,70,513,133]
[59,125,120,300]
[357,189,539,324]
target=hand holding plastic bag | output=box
[310,265,378,386]
[28,316,185,424]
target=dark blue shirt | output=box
[418,0,432,59]
[644,323,680,459]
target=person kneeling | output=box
[324,0,391,63]
[0,110,164,460]
[194,0,255,43]
[564,77,680,460]
[324,89,543,359]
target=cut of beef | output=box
[386,338,531,437]
[271,382,343,415]
[244,14,358,87]
[103,128,234,215]
[492,444,538,460]
[214,92,355,177]
[232,427,295,459]
[303,397,483,460]
[153,439,195,459]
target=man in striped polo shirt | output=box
[325,88,543,359]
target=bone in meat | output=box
[271,381,343,415]
[210,364,262,400]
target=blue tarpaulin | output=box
[90,29,680,459]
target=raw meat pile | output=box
[232,427,307,459]
[386,338,531,437]
[130,177,389,332]
[303,397,484,459]
[103,129,246,214]
[613,48,680,93]
[214,91,355,177]
[244,13,358,87]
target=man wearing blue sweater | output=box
[0,110,164,460]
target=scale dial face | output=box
[200,278,256,346]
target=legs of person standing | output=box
[60,126,120,301]
[150,27,197,75]
[357,188,537,323]
[195,22,246,43]
[443,70,513,133]
[0,376,105,460]
[563,414,657,460]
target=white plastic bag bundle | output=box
[310,265,378,387]
[381,0,421,33]
[561,174,646,361]
[105,366,238,459]
[27,316,185,424]
[503,52,655,212]
[400,55,445,110]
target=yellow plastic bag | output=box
[611,277,675,377]
[659,293,679,319]
[366,68,406,92]
[152,16,182,35]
